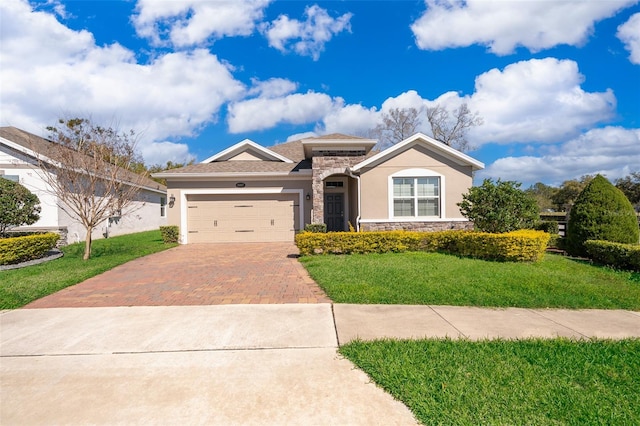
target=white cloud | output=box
[479,127,640,186]
[133,0,272,47]
[247,78,298,98]
[286,131,317,142]
[262,4,352,60]
[0,0,245,164]
[468,58,616,144]
[320,103,379,136]
[411,0,636,55]
[227,92,339,133]
[617,12,640,64]
[139,141,193,166]
[318,59,615,146]
[320,90,440,137]
[380,90,427,112]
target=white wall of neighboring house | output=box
[60,190,167,244]
[0,144,60,228]
[1,139,167,244]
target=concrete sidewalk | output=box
[1,304,417,425]
[2,304,639,425]
[333,304,640,344]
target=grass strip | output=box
[300,252,640,309]
[340,338,640,425]
[0,230,177,309]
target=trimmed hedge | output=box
[159,225,179,244]
[0,233,60,265]
[295,230,550,262]
[584,240,640,271]
[304,223,327,233]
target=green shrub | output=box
[0,177,41,236]
[534,221,559,234]
[159,225,179,244]
[458,179,539,233]
[533,221,560,247]
[566,175,639,257]
[295,230,549,262]
[584,240,640,271]
[304,223,327,233]
[0,233,60,265]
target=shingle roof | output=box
[159,159,311,175]
[312,133,370,140]
[0,126,166,192]
[154,133,378,177]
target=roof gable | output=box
[201,139,293,164]
[351,133,484,172]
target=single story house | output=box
[155,133,484,244]
[0,126,167,245]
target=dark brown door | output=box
[324,193,344,232]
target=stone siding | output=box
[311,156,365,224]
[360,221,474,232]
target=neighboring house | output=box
[0,126,167,245]
[154,133,484,244]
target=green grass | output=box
[300,252,640,309]
[0,230,177,309]
[340,338,640,425]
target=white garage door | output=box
[186,194,298,243]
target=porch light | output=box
[306,193,311,201]
[169,194,176,206]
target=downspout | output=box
[346,168,361,232]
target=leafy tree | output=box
[371,107,422,148]
[0,178,41,236]
[458,179,539,233]
[426,103,483,152]
[552,175,594,211]
[615,171,640,210]
[525,182,559,212]
[36,118,149,260]
[566,175,639,257]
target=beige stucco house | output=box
[0,126,167,245]
[155,133,484,244]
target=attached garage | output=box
[186,193,299,243]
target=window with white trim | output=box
[392,177,440,217]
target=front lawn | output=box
[0,230,177,309]
[340,338,640,425]
[299,252,640,310]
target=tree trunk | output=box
[83,227,92,260]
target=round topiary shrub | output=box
[566,175,639,257]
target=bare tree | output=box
[34,118,149,260]
[371,107,422,148]
[370,104,483,152]
[426,103,483,152]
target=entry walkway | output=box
[2,304,639,424]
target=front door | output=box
[324,193,344,232]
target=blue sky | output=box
[1,0,639,187]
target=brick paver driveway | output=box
[25,243,330,308]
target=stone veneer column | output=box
[311,156,366,225]
[311,158,324,224]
